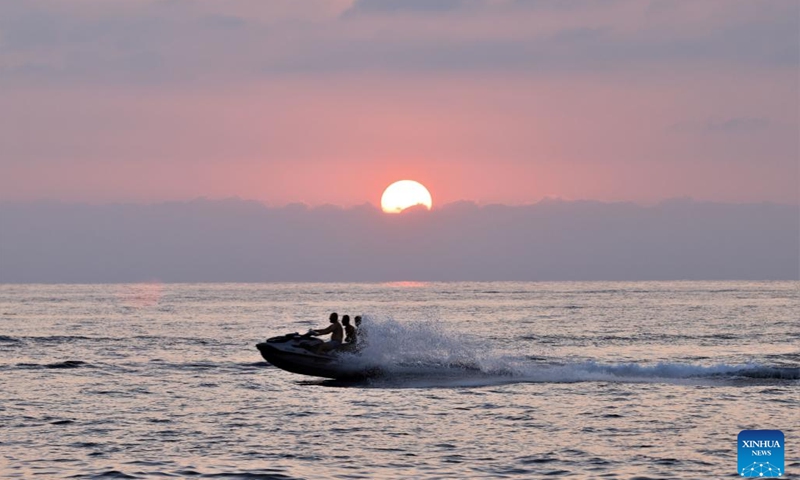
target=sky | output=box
[0,0,798,207]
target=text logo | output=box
[738,430,784,477]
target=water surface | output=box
[1,282,798,478]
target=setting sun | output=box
[380,180,433,214]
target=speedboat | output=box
[256,332,376,380]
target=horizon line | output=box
[1,279,797,286]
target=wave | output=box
[339,316,799,387]
[509,361,800,383]
[351,360,799,389]
[14,360,90,370]
[5,335,220,346]
[594,361,799,379]
[12,335,96,343]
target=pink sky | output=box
[0,0,797,206]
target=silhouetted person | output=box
[354,315,365,345]
[310,312,343,353]
[343,315,356,344]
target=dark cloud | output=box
[260,16,797,75]
[513,0,621,11]
[1,199,796,282]
[0,0,796,86]
[705,118,771,134]
[344,0,475,16]
[202,14,247,29]
[669,117,772,135]
[344,0,621,15]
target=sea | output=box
[1,281,798,479]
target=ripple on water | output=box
[14,360,90,369]
[69,470,138,479]
[50,419,76,425]
[518,456,558,464]
[199,473,302,479]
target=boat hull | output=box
[256,334,375,380]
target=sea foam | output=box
[340,316,799,387]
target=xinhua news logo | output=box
[738,430,784,477]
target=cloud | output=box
[202,14,247,29]
[343,0,622,16]
[705,117,770,134]
[669,117,771,135]
[513,0,623,11]
[344,0,475,16]
[1,198,797,282]
[0,0,796,86]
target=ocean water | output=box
[1,281,798,479]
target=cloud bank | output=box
[1,199,796,282]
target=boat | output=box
[256,332,376,380]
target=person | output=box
[310,312,343,353]
[354,315,365,344]
[343,315,356,344]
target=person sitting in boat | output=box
[343,315,356,344]
[310,312,343,353]
[354,315,365,344]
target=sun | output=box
[381,180,433,214]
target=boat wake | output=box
[333,316,799,388]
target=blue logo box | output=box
[738,430,784,477]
